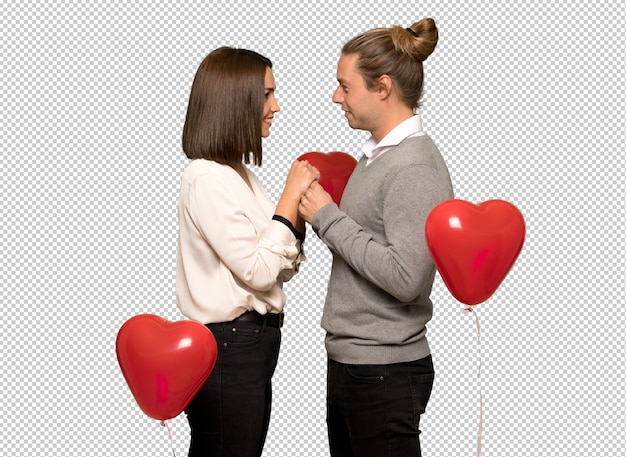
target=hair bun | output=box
[405,18,438,61]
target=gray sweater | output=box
[312,135,454,365]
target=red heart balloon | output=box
[297,151,357,205]
[425,199,525,305]
[116,314,217,420]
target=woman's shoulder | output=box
[182,159,232,182]
[184,158,224,174]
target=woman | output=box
[176,47,319,457]
[299,19,453,456]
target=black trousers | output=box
[327,355,434,457]
[184,317,281,457]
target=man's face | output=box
[332,53,380,133]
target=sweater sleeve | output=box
[313,163,452,302]
[187,173,302,292]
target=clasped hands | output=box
[285,159,334,224]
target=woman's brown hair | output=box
[342,18,438,110]
[182,47,272,166]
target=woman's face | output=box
[261,67,280,138]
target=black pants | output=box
[184,318,281,457]
[327,355,434,457]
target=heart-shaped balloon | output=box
[298,151,357,205]
[425,199,526,305]
[116,314,218,420]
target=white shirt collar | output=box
[362,114,424,162]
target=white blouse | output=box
[176,159,304,324]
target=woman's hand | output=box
[299,181,334,224]
[275,160,320,230]
[283,159,320,197]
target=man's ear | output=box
[376,75,392,100]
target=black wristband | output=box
[272,215,305,243]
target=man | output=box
[299,19,453,457]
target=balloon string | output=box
[463,306,483,457]
[160,420,177,457]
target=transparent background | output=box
[2,1,624,456]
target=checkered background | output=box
[2,1,624,456]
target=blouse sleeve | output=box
[186,173,302,291]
